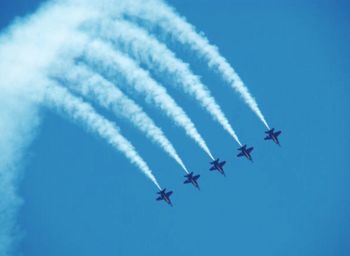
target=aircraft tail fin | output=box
[238,145,247,150]
[265,128,275,134]
[157,189,166,194]
[210,158,219,164]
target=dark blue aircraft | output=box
[156,188,173,206]
[184,172,200,189]
[264,128,282,146]
[237,145,254,162]
[209,158,226,176]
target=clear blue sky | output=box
[2,0,350,255]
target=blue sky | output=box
[1,0,350,255]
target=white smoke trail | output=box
[0,93,39,256]
[52,62,189,173]
[96,19,242,146]
[124,0,270,129]
[1,0,260,253]
[83,39,215,160]
[44,82,162,189]
[0,1,99,255]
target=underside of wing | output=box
[237,152,244,157]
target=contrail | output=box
[0,1,99,255]
[0,94,39,256]
[97,19,242,146]
[52,62,189,173]
[44,82,162,190]
[124,0,270,129]
[83,39,215,160]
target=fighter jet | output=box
[237,145,254,162]
[184,172,200,190]
[264,128,282,146]
[156,188,173,206]
[209,158,226,176]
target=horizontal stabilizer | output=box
[265,128,275,133]
[157,189,166,194]
[210,159,219,165]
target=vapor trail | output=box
[54,63,189,173]
[98,19,242,146]
[83,39,215,160]
[45,82,162,189]
[0,0,102,254]
[125,0,270,129]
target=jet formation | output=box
[157,128,282,206]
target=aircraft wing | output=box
[210,166,217,171]
[264,135,271,140]
[184,180,191,184]
[156,196,163,201]
[237,152,244,157]
[247,147,254,153]
[275,131,282,137]
[193,175,200,180]
[166,191,173,197]
[219,161,226,167]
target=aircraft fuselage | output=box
[215,166,225,176]
[272,135,279,145]
[243,151,252,161]
[191,179,199,189]
[215,164,223,172]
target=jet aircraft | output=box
[209,158,226,176]
[184,172,200,189]
[156,188,173,206]
[264,128,282,145]
[237,145,254,162]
